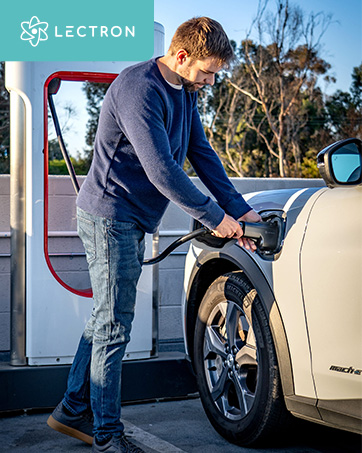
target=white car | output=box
[182,138,362,446]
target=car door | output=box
[300,183,362,405]
[299,139,362,430]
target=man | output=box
[47,17,261,453]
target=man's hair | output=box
[168,17,235,67]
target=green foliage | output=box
[0,62,10,173]
[48,136,91,175]
[325,65,362,140]
[82,82,110,160]
[351,64,362,107]
[48,138,64,161]
[48,157,90,175]
[301,149,320,178]
[198,1,361,178]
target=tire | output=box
[194,271,289,446]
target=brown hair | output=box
[168,17,235,67]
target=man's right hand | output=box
[212,211,261,252]
[212,213,243,239]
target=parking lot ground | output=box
[0,397,361,453]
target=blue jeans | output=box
[63,207,145,441]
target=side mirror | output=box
[317,138,362,188]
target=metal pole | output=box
[10,91,27,366]
[151,231,159,357]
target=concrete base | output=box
[0,352,198,413]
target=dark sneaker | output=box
[47,402,93,445]
[92,434,145,452]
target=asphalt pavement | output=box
[0,397,361,453]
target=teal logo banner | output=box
[2,0,154,61]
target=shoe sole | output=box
[47,414,93,445]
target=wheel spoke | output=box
[230,372,248,415]
[235,343,257,367]
[210,365,229,402]
[246,323,257,349]
[235,321,257,367]
[204,325,227,360]
[226,302,239,346]
[196,275,275,428]
[231,371,255,415]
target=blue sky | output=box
[154,0,362,95]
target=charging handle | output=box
[143,218,283,265]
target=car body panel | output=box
[183,186,329,399]
[300,186,362,400]
[182,138,362,437]
[246,187,328,398]
[246,187,332,398]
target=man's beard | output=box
[180,76,204,92]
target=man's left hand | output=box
[236,210,262,251]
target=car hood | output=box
[243,187,324,213]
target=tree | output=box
[0,62,10,173]
[325,63,362,141]
[199,0,334,178]
[351,64,362,108]
[47,98,86,174]
[198,52,268,177]
[231,0,332,177]
[82,82,110,164]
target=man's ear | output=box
[175,49,189,65]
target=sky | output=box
[154,0,362,94]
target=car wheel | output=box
[194,271,289,446]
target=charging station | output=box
[0,22,199,413]
[5,24,164,367]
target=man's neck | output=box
[157,55,182,86]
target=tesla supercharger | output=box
[6,22,164,366]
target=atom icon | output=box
[21,16,48,47]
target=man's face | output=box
[177,57,223,92]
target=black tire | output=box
[194,271,289,446]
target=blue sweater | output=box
[77,58,251,233]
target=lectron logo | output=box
[20,16,136,46]
[2,0,154,61]
[20,16,49,47]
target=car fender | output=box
[184,244,295,397]
[183,187,328,418]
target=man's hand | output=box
[239,209,262,223]
[212,210,262,252]
[237,210,262,251]
[212,213,244,239]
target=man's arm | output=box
[113,80,225,230]
[187,98,262,249]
